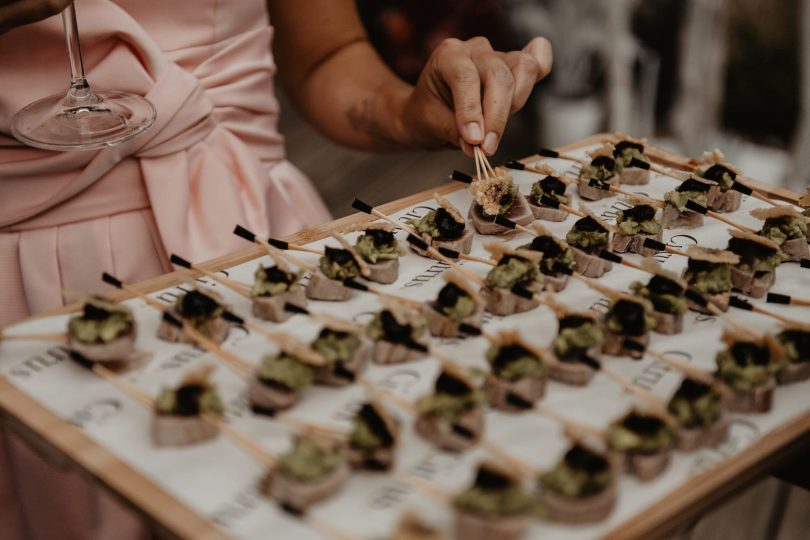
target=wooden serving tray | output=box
[1,133,806,540]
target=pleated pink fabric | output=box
[0,1,331,537]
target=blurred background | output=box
[279,0,808,218]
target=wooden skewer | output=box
[95,361,356,540]
[405,234,487,289]
[693,204,755,233]
[234,225,317,274]
[620,140,791,208]
[729,295,806,326]
[390,472,451,502]
[101,273,255,376]
[766,292,810,308]
[282,303,366,333]
[203,412,278,468]
[571,176,754,233]
[598,367,678,425]
[102,277,352,439]
[351,198,487,266]
[305,518,360,540]
[342,279,424,310]
[473,146,486,180]
[266,238,323,256]
[430,349,604,445]
[535,147,590,166]
[644,349,716,387]
[167,312,256,377]
[533,196,586,218]
[360,374,541,477]
[474,146,499,179]
[532,401,606,442]
[0,331,68,343]
[88,359,277,468]
[170,254,252,299]
[572,264,762,341]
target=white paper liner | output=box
[1,144,806,539]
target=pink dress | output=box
[0,1,331,537]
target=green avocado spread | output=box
[350,417,383,451]
[353,232,404,264]
[566,228,608,252]
[631,282,687,315]
[312,329,361,365]
[778,330,810,364]
[365,310,427,342]
[701,168,735,191]
[760,216,808,246]
[485,255,541,290]
[615,146,646,169]
[155,384,224,417]
[579,164,614,184]
[540,446,612,499]
[68,301,134,344]
[279,437,344,483]
[606,415,674,455]
[409,210,441,238]
[486,344,547,382]
[667,380,723,429]
[716,342,785,391]
[453,474,536,517]
[175,290,223,327]
[257,353,313,392]
[435,284,477,322]
[616,210,661,236]
[251,264,302,297]
[319,252,360,280]
[664,189,708,212]
[416,389,483,421]
[684,263,732,295]
[604,301,655,336]
[530,179,569,206]
[553,321,603,359]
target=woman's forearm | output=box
[268,0,552,155]
[295,40,418,151]
[269,0,416,151]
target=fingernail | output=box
[465,122,482,141]
[483,132,499,154]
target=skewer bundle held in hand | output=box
[4,134,810,540]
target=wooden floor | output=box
[276,91,810,540]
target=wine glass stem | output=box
[62,3,91,100]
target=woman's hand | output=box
[403,36,553,156]
[0,0,72,35]
[271,0,551,154]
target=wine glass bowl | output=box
[10,3,156,152]
[12,89,156,152]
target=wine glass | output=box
[10,3,156,151]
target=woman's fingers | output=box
[0,0,72,35]
[523,37,554,80]
[503,38,553,113]
[470,39,515,155]
[408,35,553,153]
[434,38,485,146]
[503,51,540,113]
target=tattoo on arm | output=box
[346,95,401,149]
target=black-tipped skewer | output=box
[170,254,252,299]
[766,292,810,308]
[234,225,317,273]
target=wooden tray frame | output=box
[1,133,804,539]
